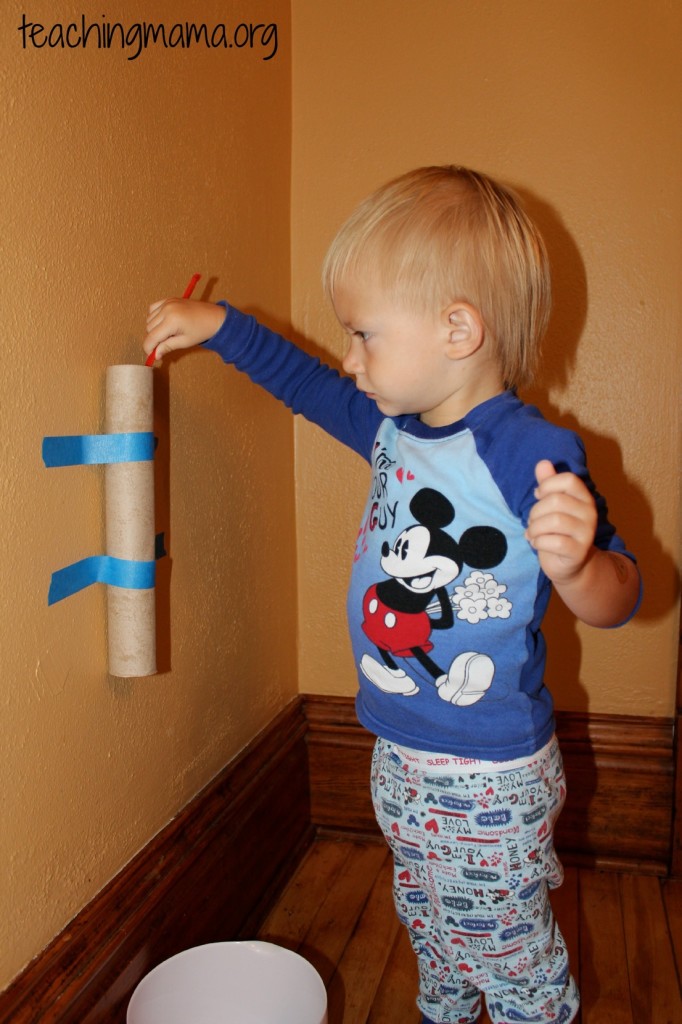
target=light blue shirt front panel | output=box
[349,417,554,759]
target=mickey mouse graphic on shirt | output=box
[360,487,508,704]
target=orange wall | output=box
[291,0,681,716]
[0,0,293,989]
[2,0,681,999]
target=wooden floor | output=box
[257,836,682,1024]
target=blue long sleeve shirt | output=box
[205,304,639,759]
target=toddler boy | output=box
[144,166,640,1023]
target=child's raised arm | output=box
[525,460,641,627]
[143,298,226,364]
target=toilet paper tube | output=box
[105,365,156,677]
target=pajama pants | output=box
[370,735,580,1024]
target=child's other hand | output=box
[143,298,226,364]
[525,460,598,585]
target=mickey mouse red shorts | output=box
[371,735,579,1024]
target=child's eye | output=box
[354,330,371,342]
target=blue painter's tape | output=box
[48,534,166,605]
[48,555,156,605]
[42,432,154,467]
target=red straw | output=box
[145,273,202,366]
[181,273,202,299]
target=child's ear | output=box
[443,302,485,360]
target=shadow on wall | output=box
[520,188,679,709]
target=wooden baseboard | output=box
[303,694,675,875]
[0,699,313,1024]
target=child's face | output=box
[332,277,463,427]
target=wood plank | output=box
[368,927,420,1024]
[326,856,399,1023]
[258,838,353,950]
[620,874,682,1023]
[296,842,389,987]
[662,878,682,982]
[579,870,632,1023]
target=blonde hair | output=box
[322,166,551,388]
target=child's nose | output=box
[342,336,364,375]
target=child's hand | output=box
[143,298,226,364]
[525,460,598,585]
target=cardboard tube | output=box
[105,365,156,677]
